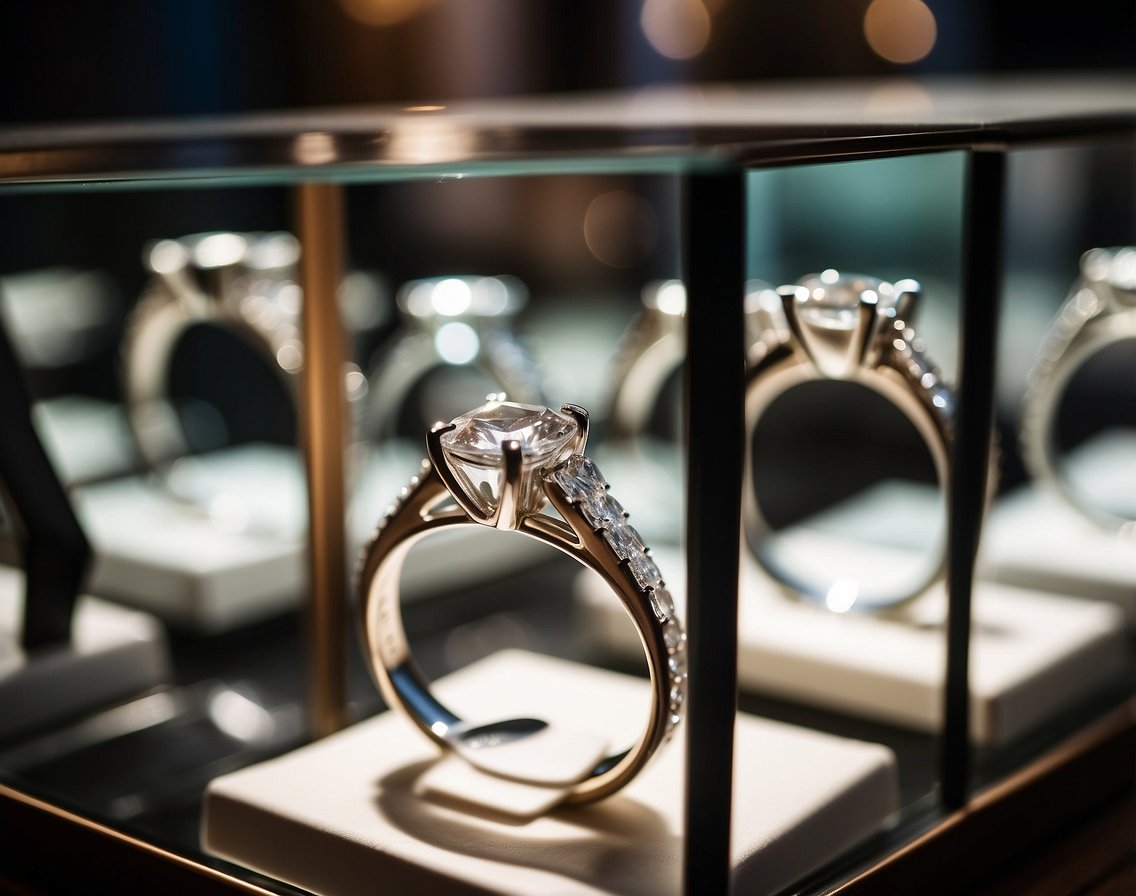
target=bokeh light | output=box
[863,0,937,65]
[640,0,712,61]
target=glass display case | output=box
[0,76,1133,895]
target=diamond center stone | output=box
[440,400,577,514]
[796,273,893,330]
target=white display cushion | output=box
[203,650,900,896]
[981,430,1136,624]
[72,442,548,633]
[31,395,140,487]
[575,546,1130,746]
[0,565,171,740]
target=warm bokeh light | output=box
[339,0,436,27]
[640,0,712,61]
[583,190,658,268]
[863,0,937,65]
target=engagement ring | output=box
[356,396,684,803]
[744,270,960,612]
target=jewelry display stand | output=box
[31,395,140,488]
[2,79,1135,896]
[0,315,169,741]
[74,440,547,632]
[203,649,900,896]
[982,430,1136,625]
[0,564,170,741]
[576,539,1129,747]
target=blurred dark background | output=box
[1,0,1133,124]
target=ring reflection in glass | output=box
[743,270,974,613]
[1020,246,1136,535]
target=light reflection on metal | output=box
[387,115,475,164]
[294,132,337,166]
[434,321,480,364]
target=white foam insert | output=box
[73,442,548,632]
[31,395,140,487]
[203,649,899,896]
[982,430,1136,624]
[0,565,170,741]
[576,544,1130,746]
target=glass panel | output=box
[978,139,1136,781]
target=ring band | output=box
[743,271,956,612]
[121,231,368,535]
[121,231,305,471]
[606,279,687,442]
[360,275,544,445]
[356,396,685,803]
[1020,246,1136,533]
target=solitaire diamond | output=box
[796,272,895,331]
[440,400,577,514]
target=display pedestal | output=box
[981,431,1136,625]
[576,546,1129,746]
[203,650,900,896]
[0,565,170,741]
[73,443,550,632]
[31,395,140,487]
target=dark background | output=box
[1,1,1133,124]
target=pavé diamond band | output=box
[744,270,958,612]
[1020,246,1136,533]
[357,396,684,803]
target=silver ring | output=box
[744,270,959,612]
[1020,246,1136,534]
[359,275,545,445]
[356,396,684,803]
[120,231,365,534]
[606,279,687,442]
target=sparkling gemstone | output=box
[647,583,674,620]
[667,651,687,679]
[631,552,665,593]
[439,400,577,515]
[795,272,895,331]
[662,618,686,652]
[581,492,626,529]
[669,683,684,709]
[605,519,646,561]
[550,454,606,502]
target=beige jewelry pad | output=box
[70,442,547,632]
[203,649,900,896]
[0,564,170,741]
[577,544,1130,747]
[981,431,1136,625]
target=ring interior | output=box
[746,373,948,612]
[367,523,636,788]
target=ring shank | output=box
[743,345,952,611]
[1021,310,1136,530]
[357,463,673,803]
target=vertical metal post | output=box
[294,182,350,739]
[682,166,745,894]
[942,148,1006,809]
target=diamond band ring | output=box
[744,271,958,612]
[122,231,305,472]
[120,231,368,534]
[1020,247,1136,533]
[359,275,545,446]
[356,397,684,803]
